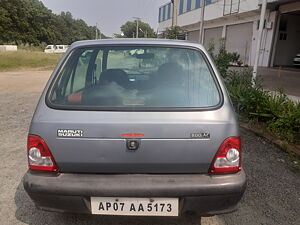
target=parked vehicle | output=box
[23,39,246,217]
[293,53,300,66]
[44,45,68,53]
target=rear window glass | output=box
[48,46,221,109]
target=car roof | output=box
[69,39,206,51]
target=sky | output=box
[40,0,170,37]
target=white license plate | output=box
[90,197,179,216]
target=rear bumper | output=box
[23,170,246,216]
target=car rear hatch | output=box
[30,107,238,174]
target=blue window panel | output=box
[195,0,201,9]
[167,3,171,19]
[187,0,192,11]
[206,0,212,5]
[158,7,162,22]
[195,0,212,8]
[179,0,184,15]
[162,5,166,21]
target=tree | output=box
[113,33,125,38]
[120,20,156,38]
[0,0,107,46]
[163,26,186,40]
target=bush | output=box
[210,41,300,144]
[224,69,300,144]
[225,70,267,120]
[163,26,186,40]
[267,93,300,144]
[208,39,242,76]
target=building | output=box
[158,0,300,67]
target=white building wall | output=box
[159,19,172,31]
[158,0,260,32]
[203,27,223,54]
[158,0,281,67]
[226,22,253,65]
[251,10,277,67]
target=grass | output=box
[0,51,62,71]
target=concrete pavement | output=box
[258,67,300,98]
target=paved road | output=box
[259,67,300,97]
[0,70,299,225]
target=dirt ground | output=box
[0,70,299,225]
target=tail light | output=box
[27,135,58,172]
[209,137,241,174]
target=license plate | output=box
[90,197,179,216]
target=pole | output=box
[136,19,139,38]
[171,0,175,27]
[253,0,267,84]
[133,17,141,38]
[95,23,98,40]
[174,0,178,26]
[199,0,205,44]
[97,23,102,40]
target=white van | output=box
[44,45,68,54]
[0,45,18,52]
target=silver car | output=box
[23,39,246,217]
[294,53,300,66]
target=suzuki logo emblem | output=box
[126,139,140,151]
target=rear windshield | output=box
[48,46,221,110]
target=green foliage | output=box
[267,93,300,143]
[0,50,61,71]
[0,0,106,45]
[163,26,186,40]
[225,69,269,119]
[120,20,156,38]
[208,39,242,77]
[224,69,300,144]
[113,34,125,38]
[210,40,300,144]
[18,43,46,51]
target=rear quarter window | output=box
[47,46,222,111]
